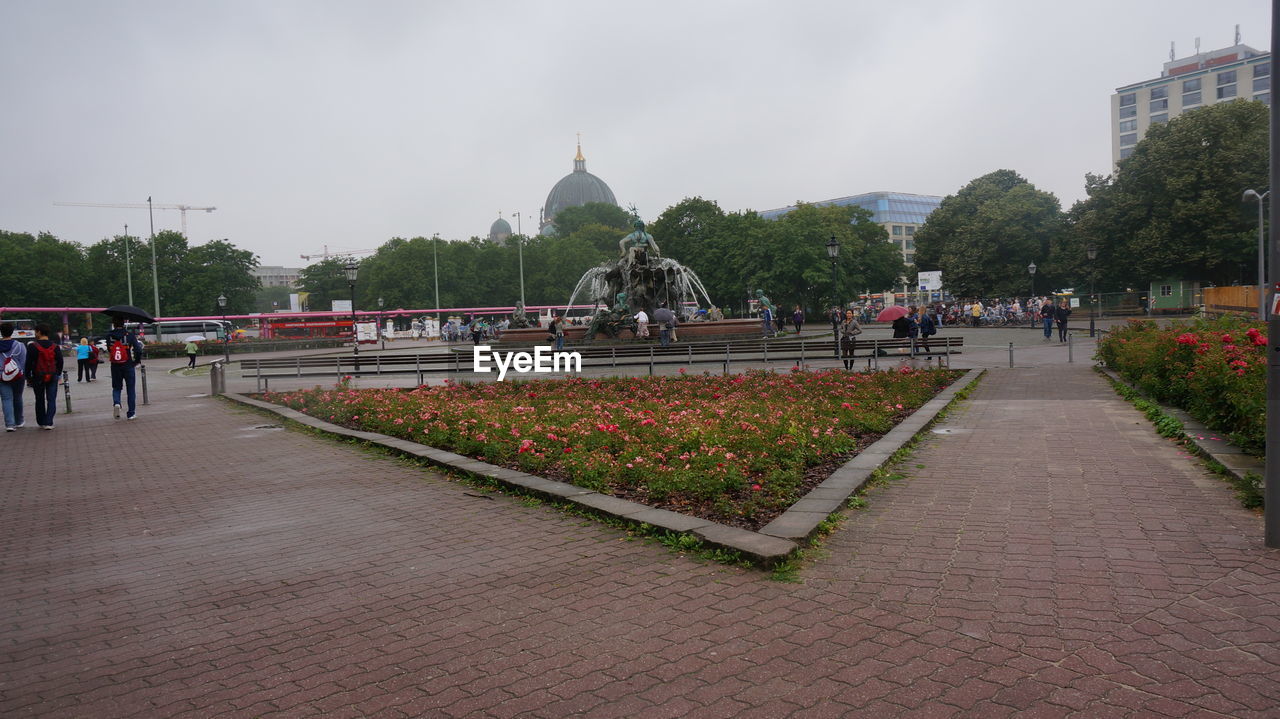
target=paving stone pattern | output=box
[1,361,1277,717]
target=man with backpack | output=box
[0,322,27,432]
[105,317,144,420]
[24,324,63,430]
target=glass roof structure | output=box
[759,191,943,225]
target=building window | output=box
[904,226,914,235]
[1217,84,1238,99]
[1149,114,1168,125]
[1255,76,1271,93]
[1119,146,1135,160]
[1257,92,1271,106]
[905,239,915,250]
[1119,133,1138,146]
[1218,70,1237,85]
[892,225,903,236]
[1119,119,1137,132]
[1182,91,1202,106]
[1256,64,1271,78]
[1183,77,1202,92]
[1150,86,1168,100]
[1119,106,1137,119]
[1119,93,1136,106]
[1149,98,1168,112]
[905,252,915,264]
[1160,285,1173,297]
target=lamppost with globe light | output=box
[216,294,230,364]
[1028,262,1037,303]
[826,235,840,307]
[345,261,360,372]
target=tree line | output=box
[297,200,907,316]
[913,100,1267,298]
[5,100,1265,325]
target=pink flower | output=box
[751,484,762,491]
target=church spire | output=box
[574,132,586,171]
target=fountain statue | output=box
[565,218,716,340]
[509,300,532,329]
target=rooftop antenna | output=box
[1170,41,1175,62]
[1235,24,1241,45]
[1195,37,1201,55]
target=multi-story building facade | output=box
[759,191,942,268]
[251,265,302,288]
[1112,41,1270,164]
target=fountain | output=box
[501,218,764,344]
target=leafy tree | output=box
[1067,99,1267,289]
[0,230,93,308]
[912,170,1065,297]
[549,202,633,236]
[254,285,294,313]
[298,256,359,311]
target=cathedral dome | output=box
[541,142,617,233]
[488,216,512,243]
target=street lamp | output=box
[826,234,840,305]
[1028,262,1037,301]
[1243,189,1268,319]
[378,296,385,351]
[827,235,840,355]
[513,212,526,306]
[1086,244,1098,337]
[345,261,360,371]
[216,294,230,365]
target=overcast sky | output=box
[1,0,1269,268]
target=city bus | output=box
[126,320,230,343]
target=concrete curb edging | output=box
[1098,368,1264,489]
[222,367,983,567]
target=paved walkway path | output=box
[1,359,1276,717]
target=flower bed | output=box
[265,368,961,529]
[1097,317,1265,455]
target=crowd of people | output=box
[0,318,145,432]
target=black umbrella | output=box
[101,305,157,324]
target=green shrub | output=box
[1098,317,1265,455]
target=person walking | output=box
[75,337,92,381]
[918,307,937,356]
[1054,299,1073,343]
[0,322,27,431]
[105,317,143,421]
[760,303,774,339]
[633,308,649,339]
[184,339,199,368]
[792,306,804,335]
[552,314,566,351]
[1040,297,1056,341]
[654,303,676,348]
[838,308,861,370]
[25,324,63,430]
[87,340,99,381]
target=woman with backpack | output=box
[0,322,27,431]
[25,324,63,430]
[918,308,938,356]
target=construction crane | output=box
[299,245,379,261]
[53,201,216,237]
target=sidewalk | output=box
[1,358,1276,717]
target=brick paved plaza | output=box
[2,343,1277,717]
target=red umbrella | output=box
[876,305,909,322]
